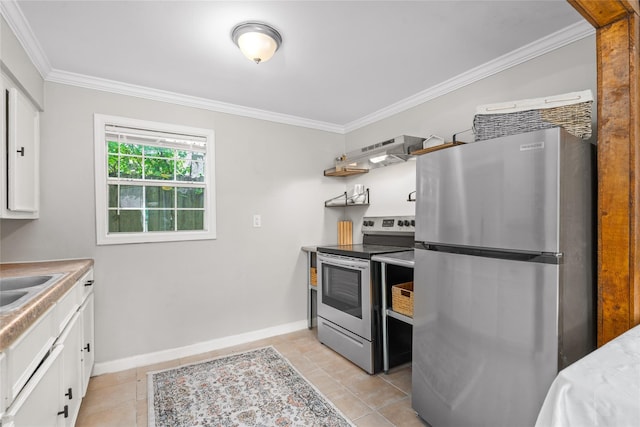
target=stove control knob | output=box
[398,221,404,227]
[402,220,409,226]
[411,220,415,227]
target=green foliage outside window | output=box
[107,141,204,182]
[107,140,206,233]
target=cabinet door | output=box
[6,305,56,403]
[59,312,82,427]
[0,352,6,417]
[6,86,39,213]
[80,293,95,397]
[3,346,63,427]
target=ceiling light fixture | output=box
[231,21,282,64]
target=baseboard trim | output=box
[92,319,308,376]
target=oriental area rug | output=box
[148,346,354,427]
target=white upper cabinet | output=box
[1,73,40,219]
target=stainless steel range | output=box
[316,216,414,374]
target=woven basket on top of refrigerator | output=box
[472,90,593,141]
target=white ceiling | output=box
[5,1,591,133]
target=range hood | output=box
[335,135,426,172]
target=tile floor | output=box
[76,328,428,426]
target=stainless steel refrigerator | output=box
[412,128,595,427]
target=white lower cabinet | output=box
[58,312,83,426]
[0,352,6,420]
[3,346,63,427]
[5,305,56,404]
[1,268,95,426]
[79,293,94,397]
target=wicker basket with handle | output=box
[473,90,593,141]
[310,267,317,286]
[391,282,414,317]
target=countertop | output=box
[371,250,415,267]
[0,259,94,351]
[301,246,317,253]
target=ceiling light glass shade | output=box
[232,22,282,64]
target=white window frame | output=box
[94,114,216,245]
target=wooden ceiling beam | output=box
[569,0,631,26]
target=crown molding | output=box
[2,0,594,135]
[46,69,344,133]
[343,20,595,133]
[0,0,52,77]
[1,0,341,133]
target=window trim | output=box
[94,114,216,245]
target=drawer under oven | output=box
[318,316,374,374]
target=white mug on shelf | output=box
[352,184,365,203]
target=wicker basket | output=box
[310,267,317,286]
[473,90,593,141]
[391,282,414,317]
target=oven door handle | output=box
[318,254,368,270]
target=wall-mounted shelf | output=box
[410,142,465,156]
[325,188,370,207]
[324,167,369,177]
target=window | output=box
[94,114,215,244]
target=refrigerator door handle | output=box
[544,251,564,259]
[416,243,563,264]
[414,242,431,250]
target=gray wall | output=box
[1,82,345,363]
[341,35,596,237]
[0,33,596,366]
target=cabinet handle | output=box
[17,146,25,156]
[84,343,91,352]
[65,387,73,399]
[84,279,94,287]
[58,405,69,418]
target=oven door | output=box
[317,252,372,340]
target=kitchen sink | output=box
[0,275,58,291]
[0,291,29,307]
[0,273,64,313]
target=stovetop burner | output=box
[317,215,415,259]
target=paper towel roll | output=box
[338,220,353,245]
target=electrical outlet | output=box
[253,214,262,227]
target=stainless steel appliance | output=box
[334,135,426,171]
[317,216,414,374]
[412,128,595,427]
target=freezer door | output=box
[411,248,559,427]
[416,128,568,252]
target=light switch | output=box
[253,214,262,227]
